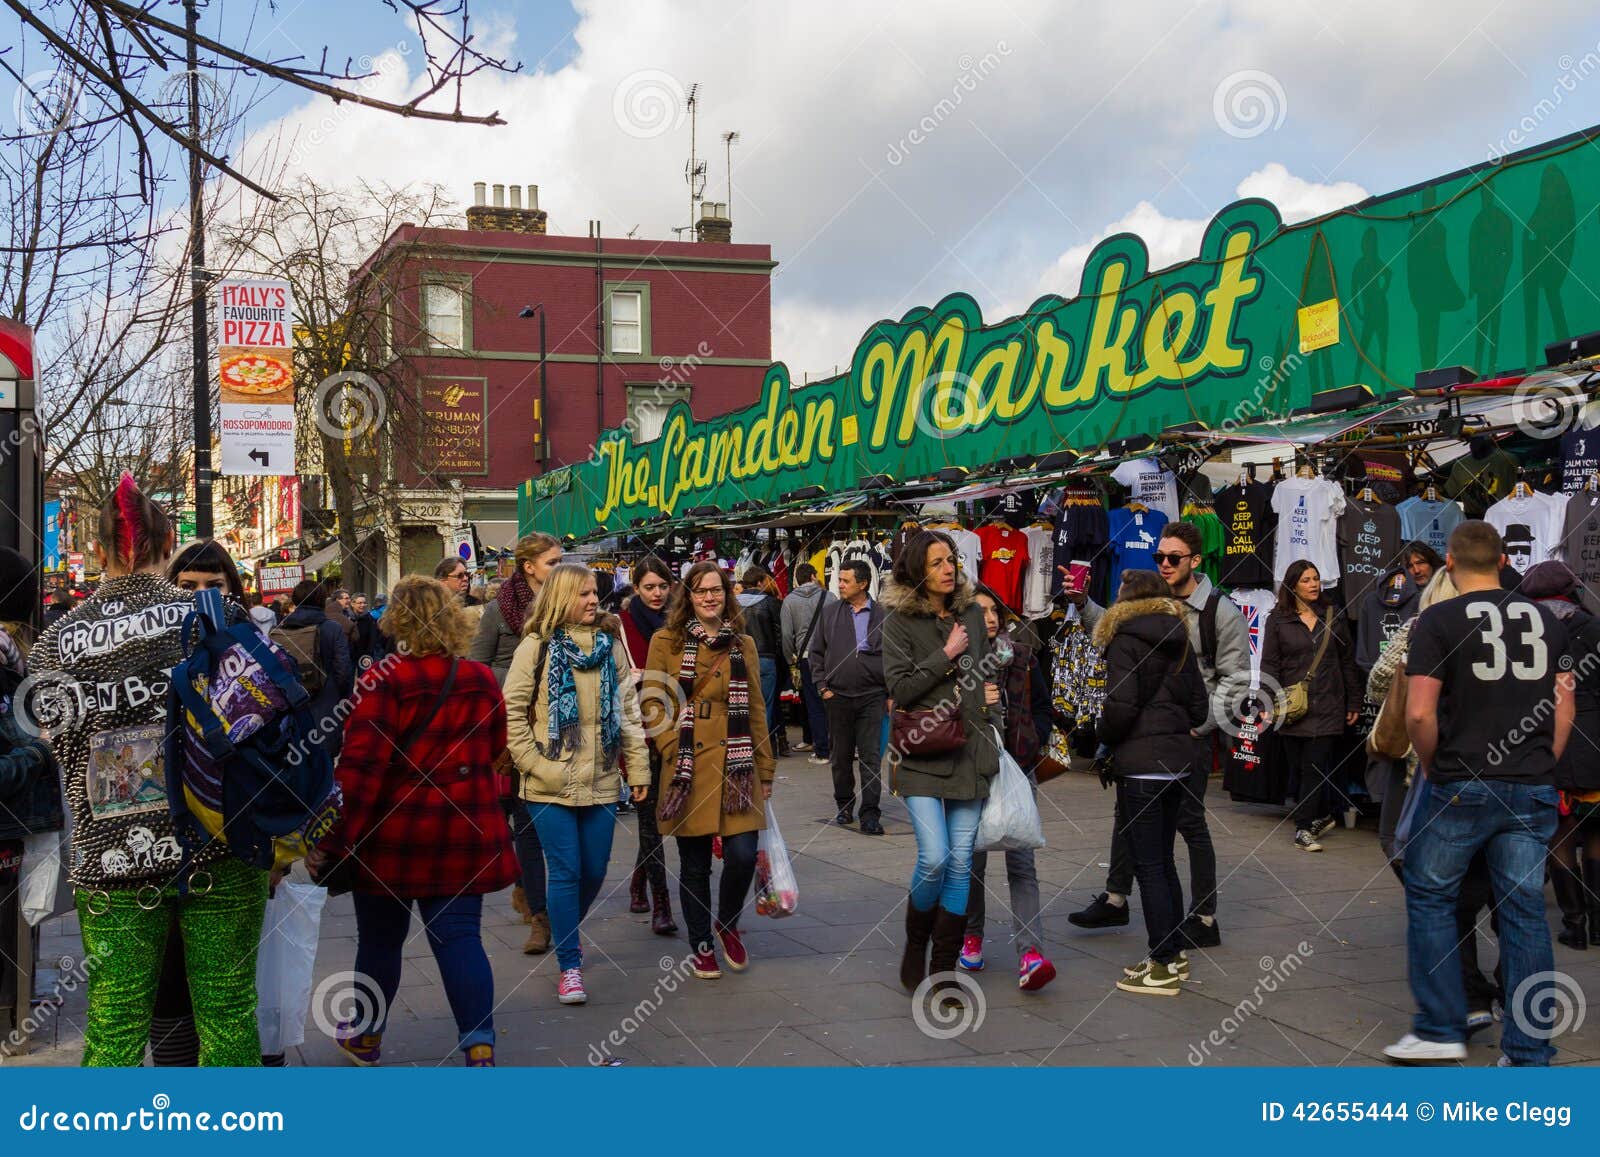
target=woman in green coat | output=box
[880,530,1000,994]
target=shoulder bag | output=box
[1276,609,1332,728]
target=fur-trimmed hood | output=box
[878,575,975,618]
[1091,596,1187,652]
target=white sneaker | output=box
[1383,1033,1466,1064]
[807,755,830,765]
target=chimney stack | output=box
[695,200,732,244]
[466,181,549,235]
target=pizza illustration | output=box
[220,352,291,396]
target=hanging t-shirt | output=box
[1271,477,1345,586]
[1215,481,1276,589]
[1106,508,1162,592]
[1336,499,1402,618]
[1396,496,1464,558]
[835,538,882,596]
[940,525,983,585]
[1562,428,1600,494]
[1111,459,1179,523]
[976,523,1030,612]
[1485,490,1570,573]
[1022,526,1055,619]
[993,491,1034,529]
[1227,588,1275,684]
[1187,511,1226,586]
[1048,500,1109,597]
[824,539,848,595]
[1561,491,1600,605]
[868,539,894,599]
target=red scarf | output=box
[497,572,535,634]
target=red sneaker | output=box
[1018,948,1057,992]
[714,922,749,972]
[690,948,722,979]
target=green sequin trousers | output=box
[75,858,268,1067]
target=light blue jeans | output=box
[904,794,984,915]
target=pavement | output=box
[8,753,1600,1068]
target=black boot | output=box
[650,881,678,936]
[1586,862,1600,947]
[629,865,650,914]
[1552,861,1588,950]
[899,902,937,992]
[927,907,970,1008]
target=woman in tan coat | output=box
[644,561,775,980]
[504,564,650,1005]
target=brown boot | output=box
[629,866,650,914]
[511,884,532,924]
[651,882,679,936]
[523,911,552,955]
[899,902,937,992]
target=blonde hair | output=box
[514,532,561,570]
[381,575,473,657]
[522,564,595,639]
[1418,568,1459,612]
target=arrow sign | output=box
[248,449,270,467]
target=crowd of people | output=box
[1,472,1592,1069]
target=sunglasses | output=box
[1152,552,1192,567]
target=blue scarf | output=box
[542,626,621,762]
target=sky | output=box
[216,0,1600,381]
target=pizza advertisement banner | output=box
[217,278,297,476]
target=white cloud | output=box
[234,0,1598,378]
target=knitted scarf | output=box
[627,596,667,641]
[657,619,754,822]
[498,571,536,635]
[540,626,620,761]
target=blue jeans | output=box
[904,794,984,915]
[1402,778,1560,1065]
[799,661,831,758]
[759,655,781,750]
[353,892,494,1051]
[530,802,617,970]
[507,802,547,914]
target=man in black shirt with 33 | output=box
[1384,521,1575,1067]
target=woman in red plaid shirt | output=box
[310,575,517,1068]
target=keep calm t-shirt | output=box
[1271,477,1345,586]
[1406,589,1569,785]
[1216,481,1276,589]
[1337,499,1402,617]
[1396,496,1464,558]
[1562,428,1600,494]
[1561,491,1600,605]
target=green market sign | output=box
[524,127,1600,539]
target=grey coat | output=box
[880,577,1000,801]
[469,599,523,685]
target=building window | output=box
[626,381,688,444]
[422,279,467,350]
[379,295,394,361]
[605,282,650,356]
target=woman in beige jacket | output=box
[504,564,649,1005]
[643,561,775,981]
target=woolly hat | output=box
[1519,560,1578,601]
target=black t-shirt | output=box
[1337,500,1401,620]
[1049,502,1109,596]
[1562,428,1600,494]
[1216,481,1275,588]
[1406,588,1571,785]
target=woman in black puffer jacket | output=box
[1093,570,1208,997]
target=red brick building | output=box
[346,185,774,586]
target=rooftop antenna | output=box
[722,130,739,221]
[684,83,706,234]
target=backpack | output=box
[1197,589,1222,672]
[166,613,342,873]
[269,621,326,694]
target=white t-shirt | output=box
[943,526,983,585]
[1228,588,1276,686]
[1111,459,1179,523]
[1271,477,1345,586]
[1022,526,1055,619]
[1486,490,1570,572]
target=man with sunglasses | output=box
[1065,521,1249,948]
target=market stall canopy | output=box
[523,124,1600,541]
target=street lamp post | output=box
[518,304,551,465]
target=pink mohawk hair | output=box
[114,472,143,567]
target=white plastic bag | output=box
[976,739,1045,852]
[755,803,799,917]
[255,881,327,1055]
[20,827,71,927]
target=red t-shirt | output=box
[976,523,1030,612]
